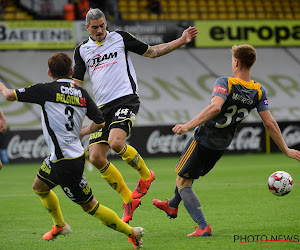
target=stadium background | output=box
[0,0,299,164]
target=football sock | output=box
[34,189,66,228]
[117,144,151,180]
[179,186,208,229]
[87,202,134,237]
[100,162,133,204]
[168,186,182,209]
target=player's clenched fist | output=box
[172,124,189,135]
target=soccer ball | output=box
[268,171,293,196]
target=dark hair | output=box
[48,53,72,78]
[232,44,256,69]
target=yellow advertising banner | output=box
[195,20,300,47]
[0,21,76,49]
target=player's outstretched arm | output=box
[173,96,224,135]
[285,149,300,162]
[259,110,300,162]
[144,26,198,58]
[0,81,16,101]
[0,108,6,133]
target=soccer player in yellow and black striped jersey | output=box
[0,53,145,249]
[153,44,300,237]
[73,8,199,223]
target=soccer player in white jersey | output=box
[153,45,300,237]
[73,8,199,223]
[0,53,145,249]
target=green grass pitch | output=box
[0,153,299,249]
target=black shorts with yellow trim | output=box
[89,94,140,146]
[175,138,224,179]
[37,155,93,204]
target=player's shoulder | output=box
[44,81,56,85]
[114,29,127,35]
[253,80,264,88]
[106,30,124,40]
[16,82,44,93]
[29,82,48,88]
[114,29,137,40]
[216,77,229,81]
[215,77,229,85]
[44,81,61,87]
[74,39,89,51]
[42,81,65,92]
[73,83,90,97]
[253,81,267,96]
[252,80,266,91]
[78,39,89,46]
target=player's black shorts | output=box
[175,137,224,179]
[89,94,140,146]
[37,155,93,204]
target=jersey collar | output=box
[56,78,75,83]
[89,31,109,46]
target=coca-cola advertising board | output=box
[270,121,300,152]
[2,122,299,163]
[2,131,49,163]
[226,123,266,153]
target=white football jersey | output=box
[73,30,149,106]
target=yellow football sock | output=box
[118,144,151,180]
[100,161,133,204]
[87,202,134,237]
[34,189,66,228]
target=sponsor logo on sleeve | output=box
[213,85,227,95]
[18,88,25,93]
[263,98,268,105]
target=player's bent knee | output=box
[108,133,126,153]
[176,176,193,188]
[109,140,124,153]
[81,198,98,212]
[32,177,50,193]
[89,154,106,168]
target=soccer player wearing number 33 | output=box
[73,8,199,223]
[153,45,300,237]
[0,53,145,249]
